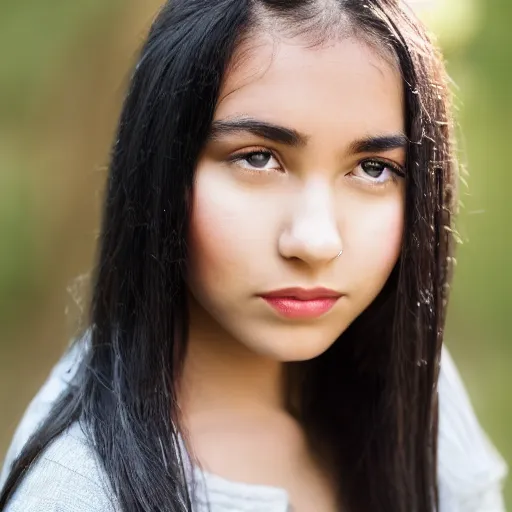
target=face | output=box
[187,34,406,362]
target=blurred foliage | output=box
[0,0,121,121]
[0,0,510,507]
[0,158,38,328]
[422,0,512,505]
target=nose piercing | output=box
[335,250,343,259]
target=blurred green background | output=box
[0,0,510,506]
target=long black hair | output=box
[1,1,456,510]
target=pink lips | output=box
[259,287,342,319]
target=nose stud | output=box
[335,250,343,259]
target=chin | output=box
[242,329,342,363]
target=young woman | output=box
[0,0,507,511]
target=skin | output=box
[182,33,406,511]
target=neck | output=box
[181,293,285,420]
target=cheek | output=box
[188,184,241,294]
[187,168,270,300]
[345,195,404,289]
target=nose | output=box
[278,179,343,267]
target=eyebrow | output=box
[208,116,408,154]
[348,134,409,154]
[208,117,308,147]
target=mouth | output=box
[258,287,342,319]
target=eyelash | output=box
[227,149,281,172]
[227,149,405,185]
[355,159,405,187]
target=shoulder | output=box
[1,336,86,486]
[438,347,508,511]
[3,422,117,512]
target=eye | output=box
[352,159,404,184]
[229,150,282,172]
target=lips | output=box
[261,287,341,300]
[259,287,342,319]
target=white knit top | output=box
[0,343,507,511]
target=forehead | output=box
[216,36,404,138]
